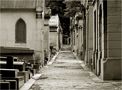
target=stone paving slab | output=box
[30,51,122,90]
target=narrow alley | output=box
[0,0,122,90]
[30,49,122,90]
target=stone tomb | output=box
[0,69,25,89]
[0,69,18,78]
[18,71,30,83]
[0,81,10,90]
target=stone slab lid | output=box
[0,61,24,65]
[0,46,34,54]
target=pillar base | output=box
[101,58,122,80]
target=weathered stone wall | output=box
[102,0,122,80]
[43,19,50,60]
[0,10,39,50]
[87,6,93,67]
[107,0,121,58]
[0,10,44,65]
[49,27,59,51]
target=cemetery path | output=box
[30,51,122,90]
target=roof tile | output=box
[0,0,42,9]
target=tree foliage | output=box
[64,1,84,17]
[45,0,84,34]
[45,0,65,15]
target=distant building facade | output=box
[49,14,62,52]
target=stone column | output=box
[36,7,44,66]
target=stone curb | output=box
[47,52,59,65]
[20,74,42,90]
[20,52,60,90]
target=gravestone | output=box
[6,56,14,69]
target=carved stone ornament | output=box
[36,7,43,18]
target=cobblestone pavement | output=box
[30,51,122,90]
